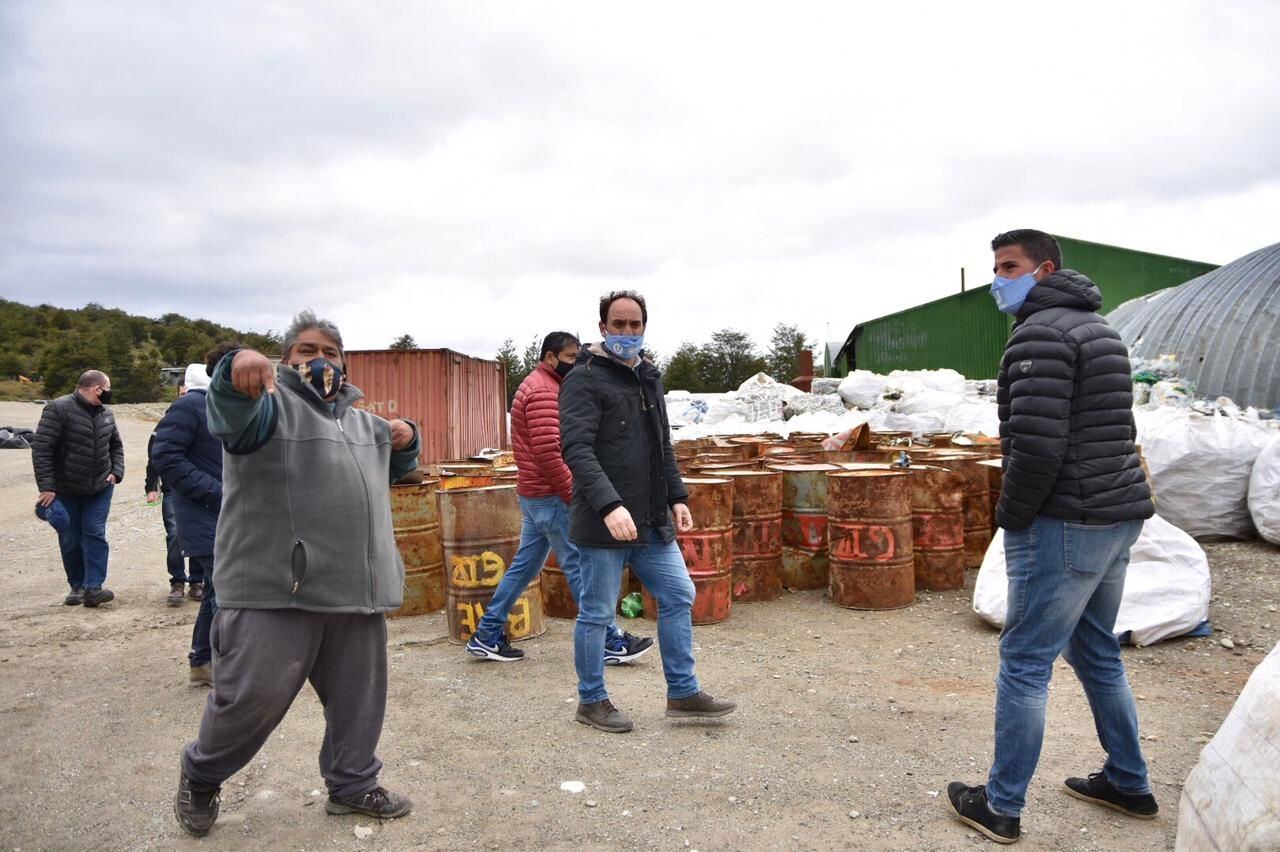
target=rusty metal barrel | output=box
[641,477,734,624]
[540,551,577,619]
[438,484,545,644]
[904,465,966,591]
[436,461,495,490]
[389,478,446,618]
[979,458,1004,533]
[826,470,915,610]
[927,452,994,568]
[768,462,842,590]
[717,469,783,602]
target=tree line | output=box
[491,323,820,408]
[0,298,282,402]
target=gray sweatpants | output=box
[181,608,389,799]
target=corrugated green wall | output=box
[838,236,1219,379]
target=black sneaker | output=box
[174,771,220,837]
[326,786,412,819]
[82,587,115,607]
[604,631,655,666]
[575,698,634,733]
[1064,772,1159,819]
[946,782,1020,844]
[466,633,524,662]
[64,587,84,606]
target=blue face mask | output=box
[604,334,644,362]
[991,265,1044,315]
[295,357,344,399]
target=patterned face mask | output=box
[295,357,344,399]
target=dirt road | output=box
[1,399,1276,851]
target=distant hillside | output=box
[0,299,281,402]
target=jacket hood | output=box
[1017,269,1103,318]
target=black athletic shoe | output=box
[1064,772,1159,819]
[466,633,525,662]
[326,786,412,819]
[174,771,220,837]
[604,631,654,665]
[64,587,84,606]
[82,587,115,607]
[946,782,1020,844]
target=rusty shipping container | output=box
[438,484,544,644]
[717,469,784,602]
[827,470,915,610]
[344,349,509,465]
[641,478,734,625]
[388,478,446,617]
[768,462,842,590]
[904,466,966,591]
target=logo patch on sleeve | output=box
[1019,360,1033,374]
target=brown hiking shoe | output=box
[82,587,115,607]
[167,583,185,606]
[575,699,634,733]
[189,664,212,688]
[188,582,204,602]
[666,691,737,719]
[174,771,220,837]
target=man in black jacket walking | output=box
[32,369,124,607]
[559,290,736,733]
[948,230,1157,844]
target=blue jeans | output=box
[55,485,114,590]
[160,493,189,584]
[476,495,621,644]
[189,555,218,667]
[574,527,698,704]
[986,515,1149,817]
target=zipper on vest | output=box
[333,411,376,608]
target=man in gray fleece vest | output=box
[175,311,421,838]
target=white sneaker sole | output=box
[604,642,653,666]
[466,643,523,662]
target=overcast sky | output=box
[2,1,1278,363]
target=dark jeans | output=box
[160,493,188,584]
[188,555,217,667]
[55,485,114,590]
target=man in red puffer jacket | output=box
[466,331,654,664]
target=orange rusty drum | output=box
[979,459,1004,534]
[826,470,915,610]
[436,461,495,491]
[438,484,544,644]
[768,462,842,590]
[717,469,783,602]
[904,466,966,591]
[540,551,577,620]
[389,478,446,617]
[927,452,993,568]
[640,477,734,625]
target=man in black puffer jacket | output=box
[560,290,736,734]
[32,369,124,608]
[948,230,1158,845]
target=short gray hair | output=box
[283,309,344,359]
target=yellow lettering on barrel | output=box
[508,597,531,636]
[458,601,483,638]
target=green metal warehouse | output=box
[829,236,1218,379]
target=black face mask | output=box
[554,361,574,378]
[98,389,113,404]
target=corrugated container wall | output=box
[344,349,508,464]
[836,236,1218,380]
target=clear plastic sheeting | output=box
[973,515,1211,647]
[1135,407,1278,539]
[1248,435,1280,545]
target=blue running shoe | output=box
[466,633,525,662]
[604,631,654,666]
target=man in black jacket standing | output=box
[32,369,124,607]
[948,230,1157,844]
[559,290,736,733]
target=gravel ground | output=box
[1,400,1277,851]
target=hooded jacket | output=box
[512,361,574,503]
[32,392,125,497]
[151,388,222,556]
[996,269,1155,530]
[559,343,688,548]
